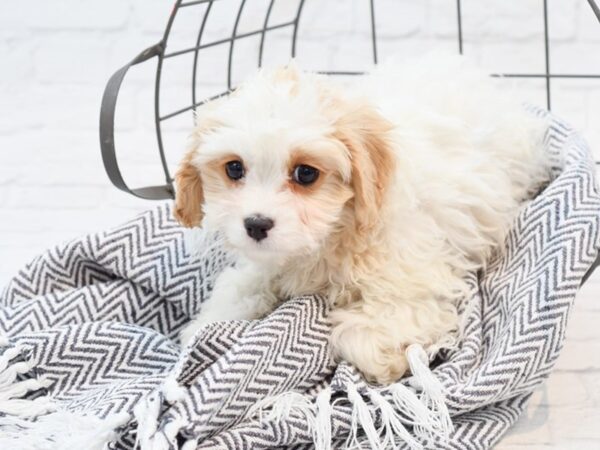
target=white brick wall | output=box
[0,1,599,447]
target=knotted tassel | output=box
[369,388,423,450]
[313,387,332,450]
[345,382,381,449]
[406,345,453,438]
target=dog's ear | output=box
[334,105,395,233]
[174,100,226,228]
[273,60,300,82]
[173,150,204,228]
[270,62,301,96]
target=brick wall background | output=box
[1,1,599,447]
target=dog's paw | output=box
[359,348,410,385]
[347,345,409,385]
[330,320,410,385]
[179,318,212,347]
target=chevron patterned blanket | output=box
[1,112,599,450]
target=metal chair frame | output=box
[99,0,600,280]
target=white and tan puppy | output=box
[174,55,549,384]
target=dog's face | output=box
[174,66,394,265]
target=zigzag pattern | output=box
[10,322,179,418]
[169,296,334,442]
[434,119,600,414]
[1,111,598,449]
[0,205,229,340]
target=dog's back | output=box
[324,56,552,383]
[177,57,552,384]
[363,55,550,271]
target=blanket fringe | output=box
[314,388,332,450]
[0,339,56,418]
[248,344,452,450]
[248,391,316,425]
[248,389,335,450]
[405,345,453,438]
[368,389,422,450]
[134,390,162,449]
[388,383,439,440]
[345,382,380,449]
[0,410,130,450]
[0,345,22,372]
[134,376,187,450]
[0,337,129,449]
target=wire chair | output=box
[99,0,600,280]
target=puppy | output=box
[174,56,549,384]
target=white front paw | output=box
[180,318,212,346]
[179,302,232,346]
[179,312,224,345]
[179,262,279,347]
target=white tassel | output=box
[134,391,162,450]
[247,391,316,426]
[388,383,442,440]
[0,376,53,401]
[0,410,129,450]
[406,345,453,438]
[0,339,128,449]
[162,417,185,449]
[0,360,34,388]
[135,378,189,450]
[0,343,57,418]
[345,382,381,450]
[0,345,21,372]
[146,417,185,450]
[368,389,423,450]
[247,389,335,450]
[313,388,332,450]
[0,396,56,416]
[162,376,185,404]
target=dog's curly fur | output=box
[174,55,550,385]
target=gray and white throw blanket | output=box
[1,111,599,450]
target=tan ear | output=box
[174,98,225,228]
[334,105,395,233]
[173,151,204,228]
[273,62,300,83]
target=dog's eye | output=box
[292,165,319,185]
[225,160,245,180]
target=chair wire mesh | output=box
[99,0,600,278]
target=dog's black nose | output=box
[244,215,274,242]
